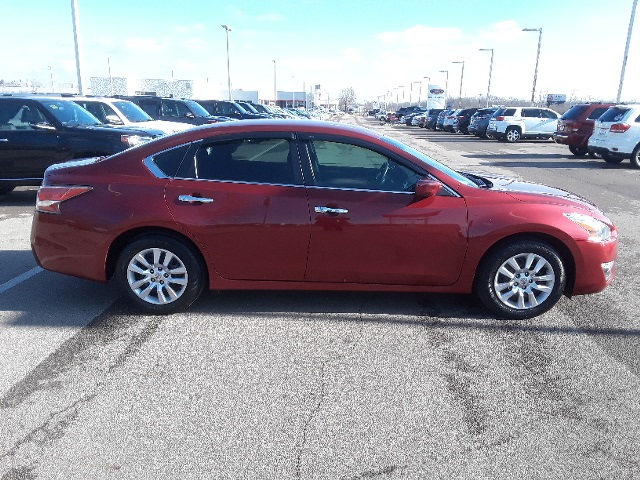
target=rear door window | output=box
[185,138,297,185]
[587,107,609,120]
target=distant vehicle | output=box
[0,95,160,195]
[72,97,190,134]
[119,96,232,125]
[451,108,479,134]
[31,120,617,319]
[424,109,444,129]
[486,107,560,142]
[588,104,640,168]
[442,109,461,132]
[468,108,499,138]
[553,103,613,156]
[195,100,270,120]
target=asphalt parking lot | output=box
[1,116,639,479]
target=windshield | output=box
[240,102,260,114]
[41,100,102,126]
[381,136,478,188]
[184,100,212,117]
[114,101,153,122]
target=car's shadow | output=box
[0,188,38,206]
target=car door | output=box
[164,135,310,282]
[300,137,468,286]
[0,99,70,181]
[521,108,545,133]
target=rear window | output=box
[587,107,609,120]
[494,108,516,117]
[560,105,587,120]
[599,108,630,122]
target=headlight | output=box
[121,134,152,147]
[564,213,612,242]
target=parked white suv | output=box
[588,104,640,168]
[486,107,559,142]
[72,97,191,135]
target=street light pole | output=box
[523,28,542,105]
[423,76,430,108]
[71,0,83,94]
[617,0,638,102]
[272,60,277,106]
[479,48,494,107]
[452,61,465,107]
[439,70,449,108]
[221,24,232,100]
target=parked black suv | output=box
[424,109,444,129]
[468,107,499,138]
[0,96,161,194]
[195,99,269,120]
[119,96,232,125]
[451,108,479,134]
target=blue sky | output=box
[2,0,639,103]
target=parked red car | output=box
[31,120,617,319]
[554,103,614,156]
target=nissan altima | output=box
[30,120,618,319]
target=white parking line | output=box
[0,266,43,294]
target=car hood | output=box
[479,173,601,212]
[136,120,192,134]
[72,124,163,137]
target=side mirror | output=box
[105,114,124,125]
[414,178,442,200]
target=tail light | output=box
[36,186,93,214]
[495,116,505,121]
[610,123,631,133]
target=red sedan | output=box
[31,120,618,319]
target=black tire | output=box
[504,127,521,143]
[115,234,205,314]
[601,151,624,164]
[475,240,566,320]
[569,145,588,156]
[631,145,640,169]
[0,186,16,195]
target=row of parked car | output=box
[0,94,328,195]
[392,102,640,169]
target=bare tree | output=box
[339,87,356,112]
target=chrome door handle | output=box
[178,195,214,204]
[315,206,348,215]
[0,139,8,142]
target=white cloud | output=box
[126,37,164,52]
[173,23,205,33]
[257,13,283,22]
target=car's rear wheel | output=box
[505,127,521,143]
[116,234,205,314]
[0,186,15,195]
[475,240,566,320]
[631,145,640,169]
[569,145,588,156]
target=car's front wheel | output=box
[475,240,566,319]
[116,234,205,314]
